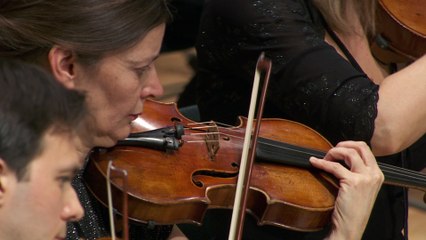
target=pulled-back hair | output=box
[0,0,171,65]
[313,0,376,37]
[0,58,86,180]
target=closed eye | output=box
[135,65,152,77]
[57,176,73,188]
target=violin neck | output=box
[256,137,426,192]
[379,162,426,192]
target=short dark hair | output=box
[0,58,86,180]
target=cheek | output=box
[12,183,65,237]
[83,73,143,141]
[95,72,142,109]
[30,184,63,215]
[84,76,138,118]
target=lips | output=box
[129,113,140,121]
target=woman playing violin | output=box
[0,0,385,240]
[178,0,426,239]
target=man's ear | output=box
[0,159,12,207]
[48,46,77,89]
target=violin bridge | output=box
[205,121,219,161]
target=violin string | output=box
[379,163,425,176]
[183,126,324,155]
[184,125,214,130]
[180,121,247,140]
[258,138,323,157]
[236,136,425,183]
[186,120,236,128]
[256,138,426,185]
[182,120,251,140]
[183,140,243,147]
[186,121,216,126]
[182,131,247,143]
[261,139,426,183]
[181,122,426,185]
[378,163,426,181]
[187,132,217,136]
[183,126,241,133]
[181,132,243,146]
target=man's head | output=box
[0,59,86,240]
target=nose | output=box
[61,188,84,222]
[140,65,164,99]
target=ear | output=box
[0,159,12,207]
[48,46,77,89]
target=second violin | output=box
[372,0,426,63]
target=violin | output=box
[371,0,426,64]
[83,99,426,233]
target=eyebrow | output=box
[58,165,81,175]
[127,54,160,66]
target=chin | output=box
[95,134,123,148]
[96,126,131,148]
[103,139,119,148]
[114,127,132,143]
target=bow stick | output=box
[228,52,272,240]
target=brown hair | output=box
[0,0,171,65]
[313,0,376,37]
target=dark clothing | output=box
[180,0,378,143]
[177,0,421,239]
[162,0,205,52]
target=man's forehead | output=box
[34,131,83,169]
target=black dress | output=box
[177,0,417,239]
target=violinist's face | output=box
[74,24,165,148]
[0,131,84,240]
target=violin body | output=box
[84,99,338,232]
[372,0,426,63]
